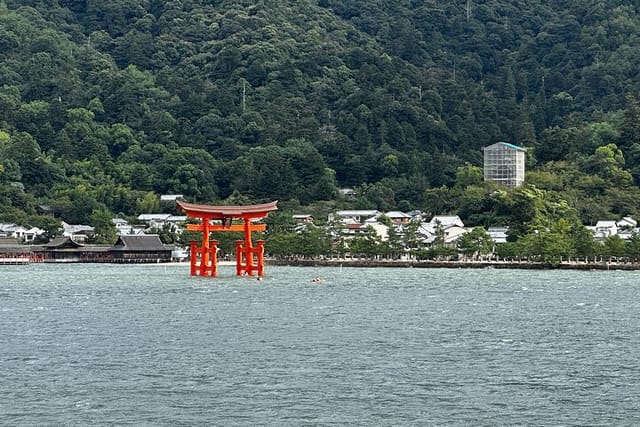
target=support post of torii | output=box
[177,200,278,277]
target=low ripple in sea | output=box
[0,265,639,425]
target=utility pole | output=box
[452,57,456,81]
[241,80,246,113]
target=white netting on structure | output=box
[483,143,525,188]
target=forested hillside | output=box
[1,0,640,237]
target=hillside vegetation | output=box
[1,0,640,238]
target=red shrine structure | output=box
[176,200,278,277]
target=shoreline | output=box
[266,258,640,271]
[3,258,637,271]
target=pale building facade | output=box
[483,142,526,188]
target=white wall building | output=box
[429,216,465,229]
[587,217,640,241]
[330,210,380,223]
[61,222,95,242]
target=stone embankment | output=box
[267,258,640,270]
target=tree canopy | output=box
[1,0,640,234]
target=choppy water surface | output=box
[1,264,639,425]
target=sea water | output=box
[1,264,639,425]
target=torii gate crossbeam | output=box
[177,200,278,277]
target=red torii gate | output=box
[176,200,278,277]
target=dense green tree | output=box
[136,191,160,214]
[600,235,626,258]
[454,164,484,189]
[570,224,598,258]
[297,226,332,259]
[626,233,640,260]
[381,222,404,259]
[54,108,110,161]
[5,132,64,195]
[90,207,117,243]
[457,226,493,259]
[265,231,299,259]
[516,224,575,264]
[0,0,640,239]
[348,226,383,259]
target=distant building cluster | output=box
[3,180,639,263]
[0,194,190,263]
[0,223,45,242]
[296,210,639,254]
[0,234,174,264]
[324,210,506,251]
[586,217,638,240]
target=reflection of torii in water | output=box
[177,200,278,278]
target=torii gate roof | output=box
[176,200,278,219]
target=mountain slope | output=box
[1,0,640,226]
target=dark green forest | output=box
[2,0,640,238]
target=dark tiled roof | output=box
[44,237,84,248]
[112,235,168,251]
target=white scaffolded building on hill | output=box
[483,142,526,188]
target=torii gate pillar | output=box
[177,200,278,277]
